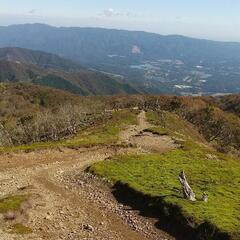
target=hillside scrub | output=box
[210,95,240,117]
[109,95,240,154]
[0,84,239,154]
[0,104,103,146]
[0,109,138,153]
[0,84,108,146]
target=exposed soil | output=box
[119,111,178,153]
[130,131,177,153]
[0,111,177,240]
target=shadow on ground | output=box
[112,181,230,240]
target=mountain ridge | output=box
[4,23,240,44]
[0,23,240,95]
[0,47,139,95]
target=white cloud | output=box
[103,8,115,17]
[101,8,141,18]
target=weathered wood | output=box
[202,192,208,202]
[178,170,196,201]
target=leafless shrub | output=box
[0,103,106,146]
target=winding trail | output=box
[0,111,176,240]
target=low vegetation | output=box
[92,152,240,238]
[211,95,240,117]
[10,223,32,234]
[109,95,240,154]
[0,85,239,155]
[0,83,107,147]
[0,195,28,213]
[0,109,138,153]
[146,110,206,143]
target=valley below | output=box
[1,24,240,96]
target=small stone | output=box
[4,211,16,220]
[44,215,52,220]
[83,224,94,232]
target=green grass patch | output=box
[146,110,205,142]
[0,195,28,213]
[10,223,32,234]
[146,110,213,153]
[0,109,138,153]
[91,110,240,238]
[91,150,240,238]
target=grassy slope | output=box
[109,95,240,154]
[91,111,240,239]
[0,109,138,153]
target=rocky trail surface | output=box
[0,111,177,240]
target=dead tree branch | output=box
[178,170,196,201]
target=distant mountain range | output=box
[0,47,138,95]
[0,24,240,95]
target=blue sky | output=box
[1,0,240,41]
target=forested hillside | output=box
[0,48,138,95]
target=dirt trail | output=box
[0,111,176,240]
[119,110,150,141]
[120,111,178,153]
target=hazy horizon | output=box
[2,22,240,44]
[1,0,240,42]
